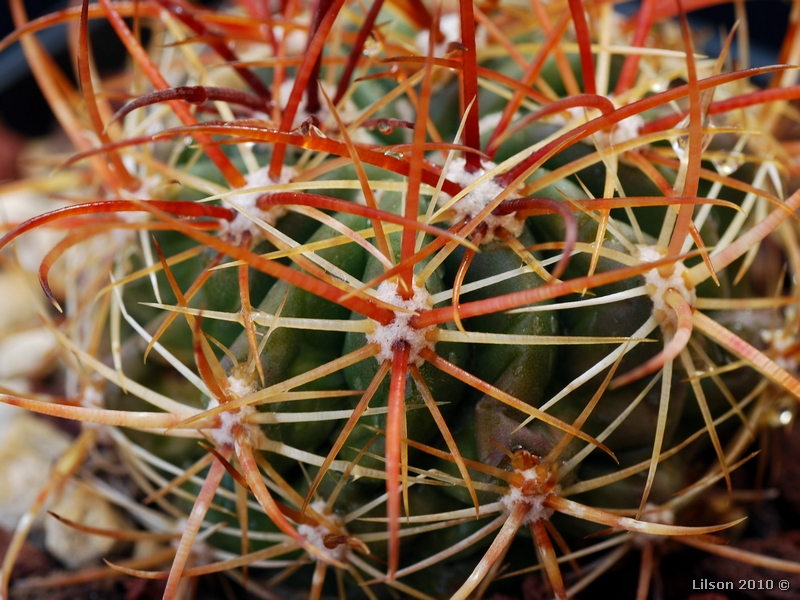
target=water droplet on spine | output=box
[712,150,744,176]
[670,114,714,160]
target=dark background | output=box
[0,0,792,136]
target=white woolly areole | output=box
[366,281,435,367]
[632,503,674,548]
[274,25,309,56]
[278,78,331,129]
[275,79,360,133]
[297,500,349,562]
[545,106,584,127]
[500,467,557,525]
[550,108,643,148]
[206,379,257,448]
[414,14,488,57]
[761,328,797,373]
[113,176,157,247]
[440,157,524,243]
[478,111,509,133]
[220,166,295,242]
[638,245,696,331]
[225,374,255,399]
[82,384,104,408]
[592,114,644,147]
[79,385,112,442]
[117,169,164,204]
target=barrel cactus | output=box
[2,0,800,598]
